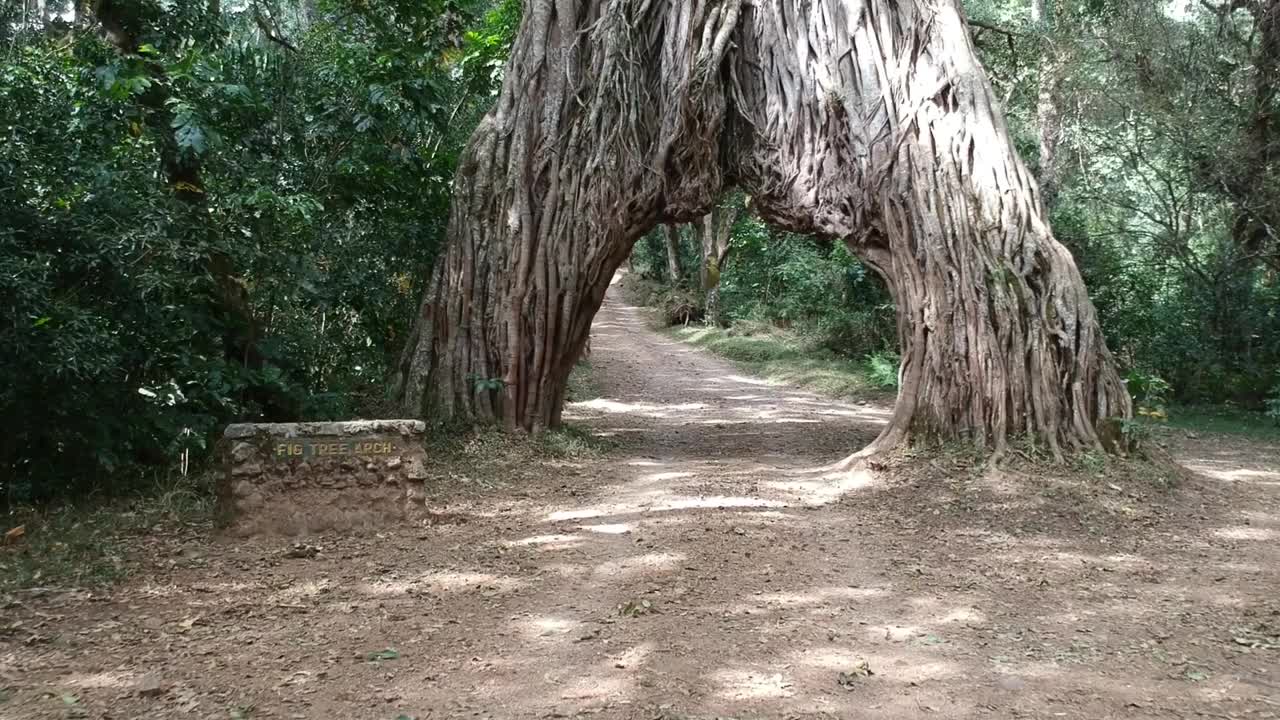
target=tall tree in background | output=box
[395,0,1131,459]
[694,196,743,326]
[1030,0,1063,210]
[661,225,683,285]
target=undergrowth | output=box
[1,473,214,593]
[566,360,601,402]
[1159,404,1280,440]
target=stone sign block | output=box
[218,419,431,536]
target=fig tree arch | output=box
[392,0,1133,459]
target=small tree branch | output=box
[254,1,297,52]
[966,19,1023,38]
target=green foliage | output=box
[865,351,901,390]
[630,217,897,359]
[1,1,515,505]
[1126,368,1172,421]
[0,472,213,593]
[966,0,1280,410]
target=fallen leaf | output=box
[3,526,24,545]
[367,648,400,661]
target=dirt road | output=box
[4,285,1279,719]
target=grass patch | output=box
[1159,404,1280,440]
[668,323,895,401]
[1,474,213,593]
[566,360,601,402]
[537,424,615,458]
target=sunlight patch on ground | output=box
[721,375,775,386]
[709,668,795,700]
[520,616,582,640]
[794,646,872,671]
[722,586,887,616]
[145,580,254,597]
[555,674,633,703]
[612,643,653,669]
[549,493,789,521]
[508,533,583,548]
[650,495,787,511]
[693,416,822,425]
[638,471,694,482]
[547,507,609,521]
[579,523,632,534]
[764,468,878,506]
[1213,526,1278,541]
[939,607,986,624]
[794,648,958,684]
[1182,464,1280,484]
[362,570,526,597]
[573,399,707,416]
[591,551,685,580]
[60,671,134,689]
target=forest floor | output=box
[3,280,1280,720]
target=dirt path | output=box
[4,284,1280,720]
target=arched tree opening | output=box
[392,0,1133,460]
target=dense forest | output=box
[3,0,1279,506]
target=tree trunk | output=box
[393,1,742,429]
[725,0,1129,458]
[1031,0,1064,211]
[662,224,683,285]
[696,198,741,326]
[1234,0,1280,271]
[396,0,1131,458]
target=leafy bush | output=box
[1125,368,1172,421]
[865,351,901,390]
[1,3,511,505]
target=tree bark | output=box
[396,0,1131,458]
[1031,0,1064,211]
[695,198,741,325]
[662,224,683,284]
[393,1,742,429]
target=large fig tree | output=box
[393,0,1132,459]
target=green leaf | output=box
[367,648,400,661]
[32,316,51,328]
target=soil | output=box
[3,282,1279,720]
